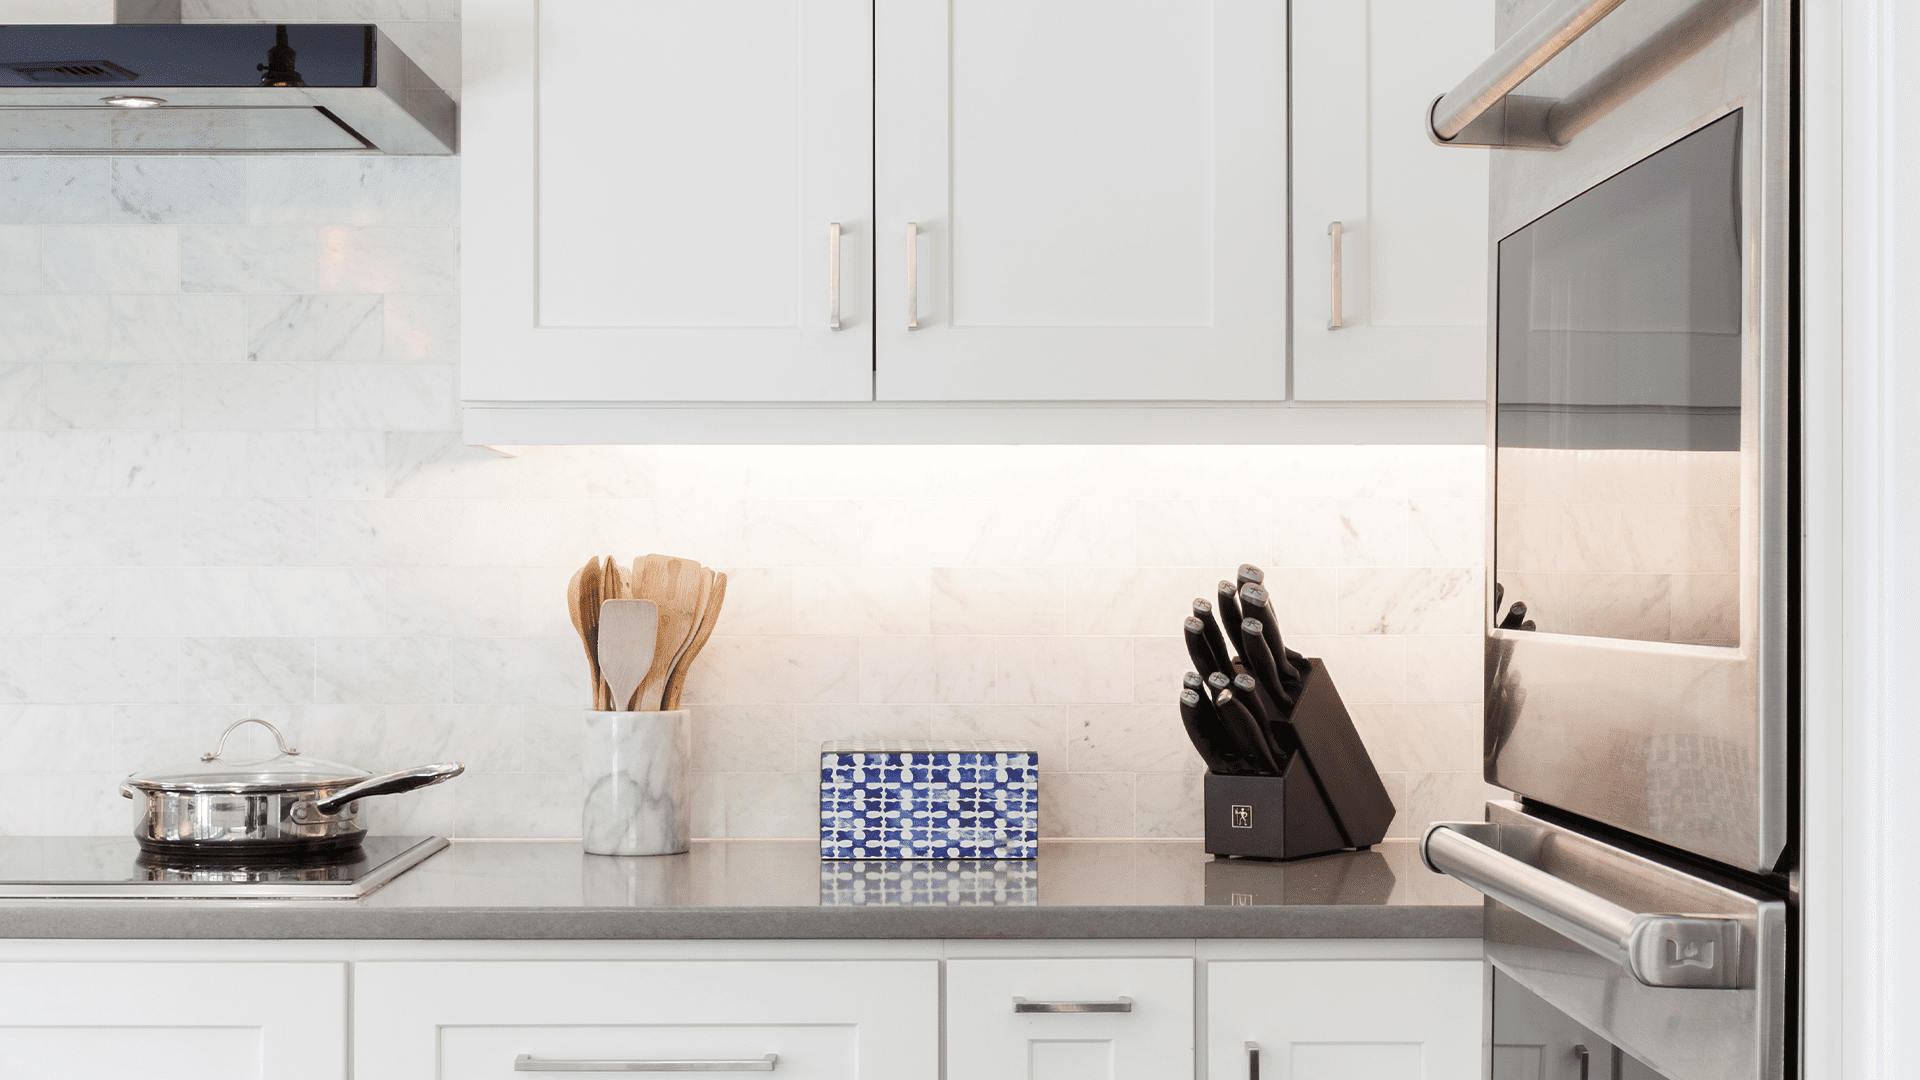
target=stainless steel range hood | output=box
[0,20,454,154]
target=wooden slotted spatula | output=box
[597,599,659,713]
[632,554,707,710]
[575,556,606,710]
[662,570,726,711]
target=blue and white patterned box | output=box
[819,740,1039,860]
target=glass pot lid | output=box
[126,718,372,792]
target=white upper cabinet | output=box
[462,0,874,403]
[874,0,1289,401]
[1291,0,1492,402]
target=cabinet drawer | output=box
[946,957,1194,1080]
[0,961,345,1080]
[1205,960,1481,1080]
[353,960,938,1080]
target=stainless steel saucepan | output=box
[121,718,465,857]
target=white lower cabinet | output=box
[351,959,940,1080]
[946,958,1196,1080]
[0,962,346,1080]
[1205,960,1483,1080]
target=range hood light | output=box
[100,95,165,107]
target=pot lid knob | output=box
[201,717,299,762]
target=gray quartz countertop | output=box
[0,838,1484,940]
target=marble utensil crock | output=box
[582,710,691,857]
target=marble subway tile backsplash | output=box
[0,1,1501,841]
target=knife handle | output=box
[1233,672,1298,765]
[1185,616,1230,680]
[1217,581,1247,656]
[1180,687,1238,775]
[1215,688,1281,775]
[1239,586,1302,688]
[1193,599,1239,672]
[1238,619,1297,713]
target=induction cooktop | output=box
[0,835,447,900]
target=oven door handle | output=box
[1422,822,1746,989]
[1429,0,1626,143]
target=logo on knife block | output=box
[1230,804,1253,829]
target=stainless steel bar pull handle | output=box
[1246,1041,1261,1080]
[1327,221,1344,330]
[1422,823,1746,989]
[828,222,842,331]
[1428,0,1626,142]
[906,222,920,330]
[514,1054,777,1072]
[1012,996,1133,1013]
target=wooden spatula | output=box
[576,556,606,710]
[662,570,726,711]
[597,599,659,713]
[633,554,707,710]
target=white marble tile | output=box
[0,639,41,703]
[709,635,859,704]
[1038,772,1133,838]
[738,500,862,566]
[1337,443,1484,500]
[995,637,1132,704]
[185,0,320,21]
[314,363,455,430]
[1346,703,1480,773]
[793,703,933,756]
[40,636,179,703]
[1134,499,1271,567]
[107,431,249,496]
[1567,573,1672,642]
[317,226,456,293]
[0,768,45,833]
[688,703,795,773]
[357,779,456,837]
[1130,634,1190,705]
[0,568,117,635]
[0,295,112,360]
[110,295,248,361]
[39,363,179,429]
[312,703,524,774]
[1408,498,1484,566]
[110,158,245,225]
[1405,771,1505,838]
[792,567,930,635]
[380,566,523,636]
[180,227,318,293]
[0,498,180,566]
[0,159,109,224]
[247,294,383,362]
[33,771,128,835]
[246,157,461,226]
[454,771,585,838]
[1273,499,1409,566]
[313,635,446,704]
[703,567,792,635]
[1133,772,1203,838]
[713,771,815,839]
[118,567,386,637]
[178,636,315,703]
[315,499,506,567]
[522,702,583,772]
[930,636,999,702]
[0,431,117,497]
[860,498,1135,567]
[1337,567,1481,636]
[929,703,1070,765]
[41,225,177,293]
[1286,634,1407,703]
[1068,703,1204,773]
[0,226,39,292]
[383,294,457,361]
[1404,635,1482,704]
[1669,573,1739,647]
[856,635,935,703]
[0,365,38,428]
[180,362,314,430]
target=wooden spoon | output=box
[597,599,658,713]
[578,556,605,710]
[662,569,725,711]
[633,554,706,710]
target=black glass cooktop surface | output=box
[0,835,446,899]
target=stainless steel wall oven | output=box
[1419,0,1794,1078]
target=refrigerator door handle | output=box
[1423,822,1746,989]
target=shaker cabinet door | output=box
[874,0,1288,402]
[1205,959,1482,1080]
[0,962,345,1080]
[946,957,1196,1080]
[462,0,875,404]
[1291,0,1491,402]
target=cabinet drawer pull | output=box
[1011,996,1133,1013]
[1247,1041,1261,1080]
[1327,221,1345,330]
[513,1053,777,1072]
[906,222,920,330]
[828,222,843,331]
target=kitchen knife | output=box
[1237,564,1264,590]
[1192,599,1239,673]
[1233,671,1298,765]
[1180,686,1238,775]
[1185,616,1229,680]
[1493,582,1505,609]
[1238,619,1298,712]
[1499,600,1528,631]
[1214,687,1281,775]
[1217,580,1247,656]
[1240,584,1307,678]
[1185,672,1249,775]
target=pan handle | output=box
[316,762,465,814]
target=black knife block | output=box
[1203,657,1396,861]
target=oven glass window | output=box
[1495,111,1742,646]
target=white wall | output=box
[0,0,1495,841]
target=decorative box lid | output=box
[820,740,1035,755]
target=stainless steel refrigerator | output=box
[1420,0,1795,1077]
